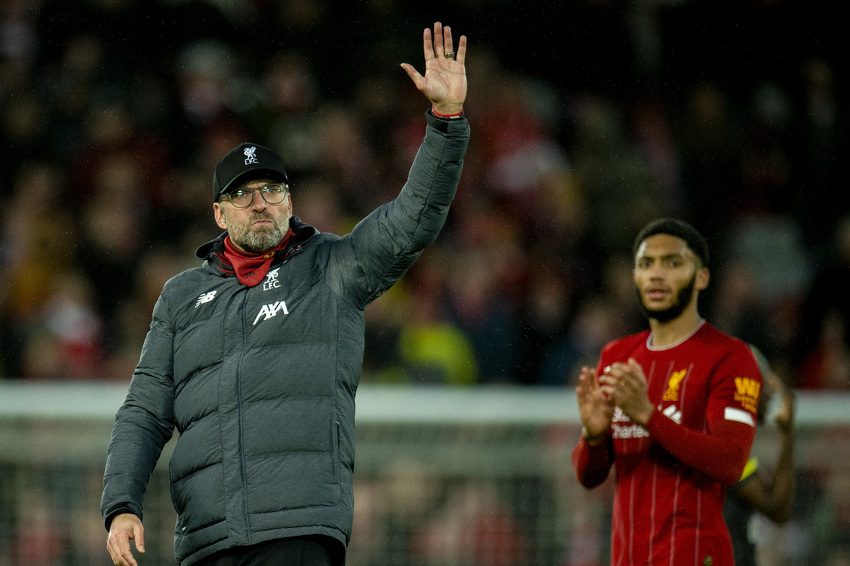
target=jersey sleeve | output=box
[572,435,615,488]
[706,340,762,426]
[646,340,762,486]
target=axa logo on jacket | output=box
[253,301,289,326]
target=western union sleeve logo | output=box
[663,369,688,401]
[734,377,761,413]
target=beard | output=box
[225,213,289,254]
[635,272,697,323]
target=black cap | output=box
[213,142,288,202]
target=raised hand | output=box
[401,22,467,115]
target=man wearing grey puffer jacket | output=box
[102,22,469,566]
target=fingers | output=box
[106,517,144,566]
[603,360,645,383]
[433,22,445,58]
[456,34,468,64]
[423,22,466,62]
[599,364,622,392]
[600,361,648,403]
[576,367,598,392]
[442,24,453,58]
[422,26,433,61]
[107,531,138,566]
[133,521,146,555]
[626,358,647,379]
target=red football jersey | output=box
[573,321,762,566]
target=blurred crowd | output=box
[1,0,848,389]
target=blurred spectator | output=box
[0,162,77,377]
[797,310,850,390]
[545,294,631,388]
[794,215,850,389]
[409,482,529,566]
[810,466,850,562]
[708,259,769,349]
[797,57,845,248]
[398,294,479,386]
[20,270,103,380]
[9,486,68,566]
[723,214,811,305]
[716,213,811,360]
[252,51,322,175]
[369,247,480,386]
[568,93,664,254]
[0,0,39,67]
[445,245,523,384]
[517,258,576,386]
[675,81,743,243]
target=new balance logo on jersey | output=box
[253,300,289,325]
[195,291,217,308]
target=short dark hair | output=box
[632,218,709,267]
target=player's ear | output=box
[695,266,710,291]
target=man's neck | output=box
[648,310,704,348]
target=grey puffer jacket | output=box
[101,111,470,566]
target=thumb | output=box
[133,522,146,553]
[400,63,425,90]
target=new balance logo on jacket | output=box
[195,291,217,308]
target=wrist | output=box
[582,426,608,446]
[634,402,656,427]
[431,104,463,118]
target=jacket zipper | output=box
[236,289,252,544]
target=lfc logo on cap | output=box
[243,146,259,165]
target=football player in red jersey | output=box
[573,218,762,566]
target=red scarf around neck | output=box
[220,229,293,287]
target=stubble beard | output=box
[635,272,697,323]
[226,213,288,254]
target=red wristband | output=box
[431,105,463,118]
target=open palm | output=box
[401,22,467,115]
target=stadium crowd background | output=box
[1,1,849,566]
[1,0,847,390]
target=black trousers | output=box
[197,536,345,566]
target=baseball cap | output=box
[212,142,289,202]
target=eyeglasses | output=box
[220,183,289,208]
